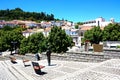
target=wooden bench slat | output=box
[33,65,45,70]
[39,65,45,69]
[23,60,30,62]
[34,66,40,70]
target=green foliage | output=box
[19,38,29,55]
[84,23,120,45]
[47,26,73,53]
[20,27,73,54]
[0,26,24,52]
[1,26,13,31]
[0,8,54,21]
[20,32,46,55]
[77,22,83,25]
[75,25,79,29]
[103,23,120,41]
[117,45,120,48]
[1,25,24,31]
[84,26,103,44]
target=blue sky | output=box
[0,0,120,22]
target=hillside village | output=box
[1,1,120,79]
[0,17,116,49]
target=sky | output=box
[0,0,120,22]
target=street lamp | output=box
[11,41,17,55]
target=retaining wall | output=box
[41,51,120,62]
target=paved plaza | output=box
[0,58,120,80]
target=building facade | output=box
[82,17,114,27]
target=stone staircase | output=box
[0,60,34,80]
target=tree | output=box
[77,22,83,25]
[103,23,120,41]
[0,26,24,52]
[20,32,46,55]
[47,26,73,53]
[19,38,29,55]
[1,26,13,31]
[75,25,79,29]
[0,8,55,21]
[0,30,8,51]
[84,26,103,44]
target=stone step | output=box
[2,61,27,80]
[3,60,34,80]
[0,61,18,80]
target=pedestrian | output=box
[46,45,51,66]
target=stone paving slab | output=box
[1,59,120,80]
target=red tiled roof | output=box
[80,26,93,31]
[80,26,104,31]
[45,27,51,32]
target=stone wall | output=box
[41,51,120,62]
[11,50,120,62]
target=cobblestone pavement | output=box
[1,58,120,80]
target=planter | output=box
[93,44,103,52]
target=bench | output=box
[22,59,30,67]
[9,56,17,64]
[32,62,45,75]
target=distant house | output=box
[36,23,41,28]
[17,22,26,28]
[22,29,44,38]
[63,26,81,47]
[78,17,113,45]
[79,26,104,45]
[11,20,38,29]
[0,20,5,28]
[82,17,114,27]
[5,23,16,27]
[103,41,120,48]
[43,27,51,37]
[69,29,81,47]
[41,21,52,28]
[55,21,64,26]
[79,26,93,38]
[22,29,34,38]
[26,23,37,29]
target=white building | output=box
[63,27,81,47]
[104,41,120,48]
[82,17,114,27]
[22,29,44,38]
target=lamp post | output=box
[11,41,17,55]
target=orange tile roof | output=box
[80,26,104,31]
[45,27,51,32]
[80,26,93,31]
